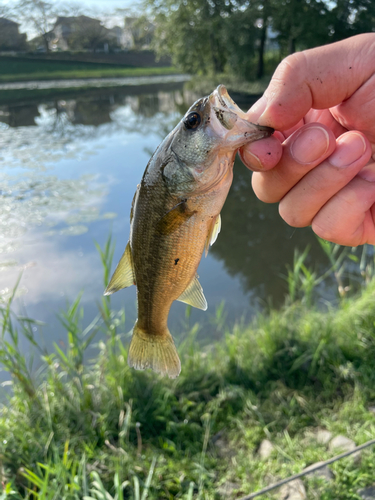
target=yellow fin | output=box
[157,201,196,235]
[104,241,135,295]
[177,274,208,311]
[205,214,221,256]
[128,322,181,379]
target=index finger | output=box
[247,33,375,131]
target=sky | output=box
[2,0,144,34]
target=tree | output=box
[150,0,233,75]
[65,16,110,51]
[15,0,56,52]
[271,0,331,55]
[326,0,375,42]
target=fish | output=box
[104,85,273,378]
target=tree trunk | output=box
[256,18,267,79]
[209,32,224,73]
[288,36,296,54]
[42,33,50,52]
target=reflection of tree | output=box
[0,104,40,127]
[209,159,328,307]
[0,85,191,255]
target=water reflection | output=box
[0,104,40,127]
[211,159,326,305]
[0,82,333,351]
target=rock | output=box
[304,461,334,482]
[279,479,306,500]
[212,433,235,459]
[329,435,361,462]
[329,435,356,453]
[358,486,375,499]
[217,481,240,497]
[315,429,333,445]
[258,439,274,459]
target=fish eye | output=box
[184,112,201,130]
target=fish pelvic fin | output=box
[205,213,221,256]
[104,241,135,296]
[177,274,207,311]
[128,322,181,379]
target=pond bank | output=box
[0,73,191,90]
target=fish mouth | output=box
[209,85,274,142]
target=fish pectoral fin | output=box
[157,200,196,235]
[104,241,135,295]
[205,213,221,256]
[177,274,208,311]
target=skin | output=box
[240,33,375,246]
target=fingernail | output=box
[247,96,267,121]
[357,165,375,182]
[329,132,367,168]
[291,126,330,164]
[240,148,263,170]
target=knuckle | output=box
[274,52,308,81]
[311,219,337,243]
[251,174,282,203]
[279,200,309,228]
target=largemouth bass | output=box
[104,85,273,378]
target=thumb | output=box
[247,33,375,132]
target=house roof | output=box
[0,17,20,26]
[54,15,102,27]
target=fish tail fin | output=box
[128,321,181,379]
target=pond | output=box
[0,80,331,353]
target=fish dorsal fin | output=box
[104,241,135,295]
[177,274,207,311]
[157,200,196,235]
[205,213,221,256]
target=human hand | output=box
[241,33,375,246]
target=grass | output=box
[0,56,178,83]
[1,238,375,499]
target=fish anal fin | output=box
[177,274,208,311]
[128,322,181,379]
[157,201,196,235]
[104,241,135,295]
[205,213,221,256]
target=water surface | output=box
[1,81,331,352]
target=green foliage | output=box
[149,0,375,80]
[150,0,233,75]
[1,238,375,498]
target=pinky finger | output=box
[312,163,375,245]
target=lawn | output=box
[0,56,178,82]
[1,239,375,499]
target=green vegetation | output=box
[0,57,177,82]
[149,0,375,79]
[1,238,375,499]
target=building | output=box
[49,16,114,52]
[0,18,28,51]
